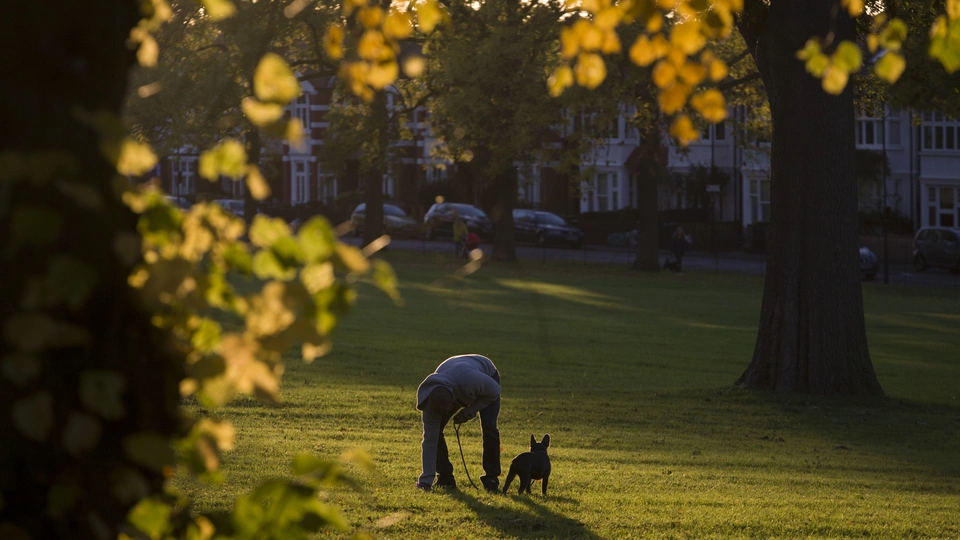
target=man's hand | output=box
[453,410,476,424]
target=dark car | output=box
[859,245,879,280]
[423,202,495,240]
[350,203,420,238]
[913,226,960,273]
[513,209,584,248]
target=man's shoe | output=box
[435,476,458,490]
[415,482,432,492]
[480,477,499,493]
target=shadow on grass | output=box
[446,490,600,540]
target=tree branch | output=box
[717,72,762,92]
[736,0,768,61]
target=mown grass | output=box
[177,253,960,539]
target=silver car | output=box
[913,227,960,273]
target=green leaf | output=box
[297,217,336,262]
[333,243,370,274]
[880,18,908,50]
[292,454,334,476]
[45,256,98,310]
[115,139,158,176]
[372,259,401,305]
[223,242,253,273]
[249,214,292,248]
[252,250,296,280]
[874,52,906,83]
[199,140,248,181]
[191,318,222,353]
[200,0,236,20]
[127,498,172,539]
[300,262,335,294]
[272,236,304,267]
[832,41,862,72]
[79,370,127,421]
[123,432,176,471]
[254,53,301,104]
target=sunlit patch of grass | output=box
[178,254,960,539]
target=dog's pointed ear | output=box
[530,434,536,447]
[542,434,550,448]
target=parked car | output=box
[423,202,495,240]
[859,245,879,280]
[913,226,960,273]
[513,209,584,248]
[350,203,420,238]
[211,199,245,218]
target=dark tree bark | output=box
[735,0,884,395]
[362,92,388,247]
[492,169,519,261]
[632,123,666,272]
[1,1,184,538]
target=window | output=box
[750,175,771,222]
[701,122,727,141]
[926,185,960,227]
[293,95,310,130]
[887,109,901,145]
[855,115,883,147]
[592,172,619,212]
[173,157,197,195]
[292,160,309,204]
[921,112,960,150]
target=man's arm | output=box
[458,371,501,418]
[419,410,442,485]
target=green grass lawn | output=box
[178,254,960,539]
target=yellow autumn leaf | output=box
[575,52,607,89]
[358,6,383,29]
[324,25,344,60]
[417,0,444,33]
[833,41,862,72]
[344,0,368,16]
[561,26,580,59]
[669,114,699,146]
[805,53,830,77]
[646,12,663,32]
[880,18,908,50]
[796,39,821,60]
[841,0,863,17]
[200,0,235,20]
[651,34,670,58]
[690,89,727,123]
[134,31,159,68]
[671,22,706,55]
[867,33,880,54]
[822,64,849,94]
[548,65,575,97]
[601,30,621,54]
[245,165,271,201]
[358,30,389,62]
[629,35,657,67]
[285,119,307,152]
[678,62,707,85]
[652,60,677,88]
[383,11,413,40]
[253,53,300,104]
[658,83,691,115]
[241,97,284,126]
[657,0,678,9]
[594,7,620,30]
[949,0,960,20]
[874,51,906,83]
[574,20,604,51]
[116,140,158,176]
[368,61,399,89]
[403,56,426,78]
[666,46,686,67]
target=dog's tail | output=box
[502,467,517,494]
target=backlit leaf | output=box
[254,53,300,104]
[297,217,336,262]
[12,392,54,442]
[601,30,621,54]
[575,53,607,89]
[402,55,426,78]
[671,22,706,54]
[560,26,579,59]
[372,259,401,304]
[658,83,691,115]
[334,243,371,274]
[368,61,399,90]
[678,62,706,85]
[358,6,383,28]
[127,498,172,539]
[573,20,603,51]
[199,139,248,180]
[880,18,908,50]
[669,114,699,146]
[241,98,285,126]
[249,214,291,248]
[384,11,413,39]
[358,31,389,62]
[833,41,862,72]
[822,64,849,94]
[191,318,222,353]
[652,60,677,88]
[245,165,271,201]
[195,418,236,451]
[841,0,863,17]
[691,89,728,123]
[324,25,344,60]
[301,262,335,294]
[548,65,574,97]
[200,0,235,20]
[62,412,102,456]
[417,0,444,33]
[805,53,830,77]
[629,35,657,67]
[874,51,906,83]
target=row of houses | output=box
[154,75,960,234]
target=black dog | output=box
[502,434,551,495]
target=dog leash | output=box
[453,422,480,490]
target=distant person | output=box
[666,226,691,273]
[416,354,501,493]
[453,215,469,258]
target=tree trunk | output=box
[362,92,387,246]
[633,124,665,271]
[493,169,519,262]
[1,1,184,537]
[244,127,261,223]
[736,0,883,395]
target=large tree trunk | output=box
[736,0,883,395]
[493,169,519,261]
[633,123,665,271]
[362,92,387,246]
[1,1,184,537]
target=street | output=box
[345,236,960,290]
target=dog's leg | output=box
[541,475,548,496]
[502,468,517,494]
[519,472,531,495]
